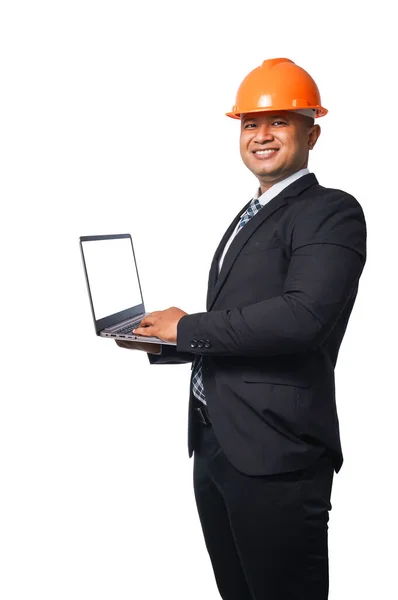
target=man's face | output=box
[239,111,321,190]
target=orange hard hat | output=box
[226,58,327,119]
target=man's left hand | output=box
[133,307,188,343]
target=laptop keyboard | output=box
[115,321,141,334]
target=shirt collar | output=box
[253,168,310,205]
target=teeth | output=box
[255,149,278,154]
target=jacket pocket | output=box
[242,370,310,389]
[242,236,281,254]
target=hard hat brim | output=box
[225,105,328,119]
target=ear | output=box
[308,124,321,150]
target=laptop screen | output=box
[81,236,143,321]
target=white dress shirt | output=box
[218,168,310,273]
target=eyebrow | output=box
[242,114,289,124]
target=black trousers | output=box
[193,414,334,600]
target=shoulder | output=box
[302,182,364,211]
[290,182,366,226]
[290,183,367,260]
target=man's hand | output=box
[133,307,188,343]
[115,340,162,354]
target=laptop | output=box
[79,233,176,345]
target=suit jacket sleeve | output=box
[176,192,367,357]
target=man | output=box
[116,58,367,600]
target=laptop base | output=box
[100,330,175,345]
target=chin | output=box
[246,157,281,175]
[254,165,283,178]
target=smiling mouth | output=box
[253,149,279,156]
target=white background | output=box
[0,1,396,599]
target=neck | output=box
[258,165,308,195]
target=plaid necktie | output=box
[192,197,263,404]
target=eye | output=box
[244,123,256,129]
[272,120,287,126]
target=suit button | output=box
[190,339,198,348]
[204,340,211,348]
[197,340,204,348]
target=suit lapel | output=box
[207,173,318,310]
[206,199,252,307]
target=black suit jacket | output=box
[149,174,367,475]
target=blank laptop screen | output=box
[81,237,143,320]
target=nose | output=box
[253,124,274,143]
